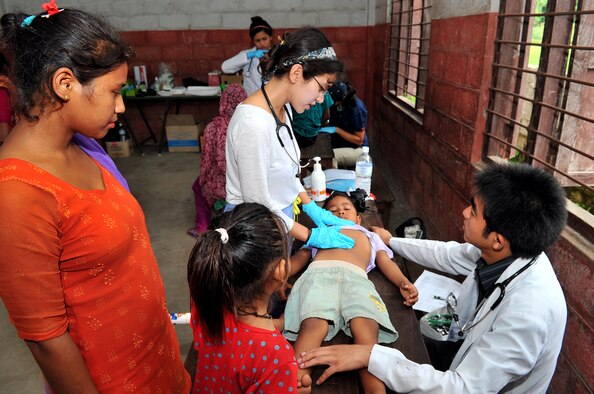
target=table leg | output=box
[135,102,159,144]
[120,113,143,155]
[158,100,173,154]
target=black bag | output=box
[395,217,427,239]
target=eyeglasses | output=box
[312,76,329,96]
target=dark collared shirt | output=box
[475,256,516,304]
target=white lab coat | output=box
[221,47,263,96]
[368,238,566,393]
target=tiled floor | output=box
[0,146,412,393]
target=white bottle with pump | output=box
[310,156,327,202]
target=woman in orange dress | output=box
[0,3,190,393]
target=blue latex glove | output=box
[305,225,355,249]
[247,49,268,59]
[319,126,337,134]
[302,200,354,227]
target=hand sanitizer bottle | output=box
[310,156,327,202]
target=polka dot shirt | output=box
[191,304,298,393]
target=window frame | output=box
[386,0,432,118]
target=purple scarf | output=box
[72,133,130,191]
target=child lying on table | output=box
[283,191,419,393]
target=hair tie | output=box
[277,35,286,46]
[21,15,36,28]
[215,228,229,244]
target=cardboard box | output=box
[166,114,201,153]
[105,140,130,158]
[221,74,243,86]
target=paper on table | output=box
[412,270,462,313]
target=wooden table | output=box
[122,93,220,154]
[297,205,431,393]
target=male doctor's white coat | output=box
[368,238,566,393]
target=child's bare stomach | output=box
[312,229,371,272]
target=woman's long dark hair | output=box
[263,27,343,81]
[1,9,134,122]
[187,203,289,340]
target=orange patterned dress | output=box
[0,159,190,393]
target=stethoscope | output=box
[244,57,255,78]
[453,257,538,336]
[261,85,310,178]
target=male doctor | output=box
[298,163,568,393]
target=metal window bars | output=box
[484,0,594,200]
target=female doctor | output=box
[225,27,354,250]
[221,16,273,96]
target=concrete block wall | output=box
[369,7,593,394]
[2,0,370,30]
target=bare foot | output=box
[297,372,312,393]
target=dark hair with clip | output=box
[0,9,134,122]
[473,163,567,258]
[263,27,343,81]
[323,189,367,213]
[187,203,289,340]
[249,16,272,39]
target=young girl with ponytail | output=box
[187,203,298,392]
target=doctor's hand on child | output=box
[302,198,354,228]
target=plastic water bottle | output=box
[117,123,128,142]
[355,146,373,195]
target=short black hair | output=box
[323,189,367,213]
[1,9,134,122]
[474,163,567,258]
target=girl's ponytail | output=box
[187,203,288,341]
[187,229,236,340]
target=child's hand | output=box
[278,282,293,301]
[399,281,419,306]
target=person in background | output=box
[188,83,247,238]
[0,4,190,392]
[320,80,368,168]
[298,163,568,394]
[187,203,298,392]
[226,27,355,250]
[292,90,334,148]
[0,52,13,144]
[283,191,418,392]
[221,16,273,96]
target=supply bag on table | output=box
[420,305,452,341]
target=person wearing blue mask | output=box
[222,16,273,96]
[320,81,368,168]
